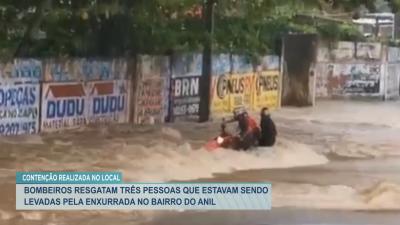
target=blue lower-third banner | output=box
[16,172,271,210]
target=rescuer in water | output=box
[224,107,260,151]
[259,107,277,147]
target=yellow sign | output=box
[210,75,230,114]
[253,70,280,111]
[211,70,280,116]
[228,73,254,110]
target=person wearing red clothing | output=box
[224,107,260,150]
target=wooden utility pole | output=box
[198,0,215,122]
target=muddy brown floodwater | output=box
[1,100,400,225]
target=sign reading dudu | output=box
[41,83,87,132]
[87,80,130,124]
[41,80,130,132]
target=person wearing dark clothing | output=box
[259,107,277,147]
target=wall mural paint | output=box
[316,63,384,98]
[211,70,280,115]
[171,75,201,117]
[0,60,42,136]
[0,59,42,82]
[87,80,130,124]
[170,54,202,118]
[136,77,164,124]
[253,71,280,111]
[135,56,168,124]
[41,80,130,132]
[41,82,87,132]
[0,83,40,136]
[44,59,127,82]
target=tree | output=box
[0,0,395,59]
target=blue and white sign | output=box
[87,80,130,124]
[0,83,40,136]
[44,59,127,82]
[41,82,87,132]
[0,59,42,83]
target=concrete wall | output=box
[315,41,400,100]
[0,54,281,136]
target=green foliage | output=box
[0,0,392,58]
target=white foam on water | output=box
[118,138,328,182]
[273,181,400,210]
[11,126,325,183]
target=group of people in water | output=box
[222,106,277,151]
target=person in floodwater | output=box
[224,107,260,151]
[259,107,277,147]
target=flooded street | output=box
[1,100,400,225]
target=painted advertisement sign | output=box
[171,75,200,117]
[136,77,163,124]
[135,55,169,124]
[0,59,42,82]
[0,83,40,136]
[211,71,280,115]
[170,54,202,118]
[41,83,87,132]
[44,59,127,82]
[228,73,254,109]
[316,63,384,98]
[211,73,254,115]
[335,64,382,95]
[44,59,77,82]
[253,71,280,110]
[211,75,231,114]
[87,80,130,124]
